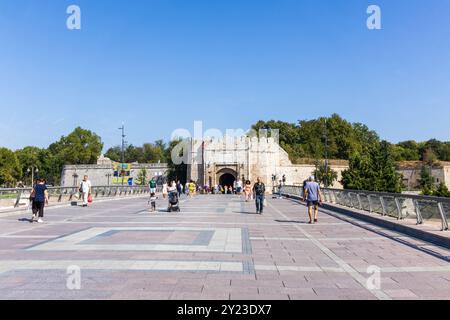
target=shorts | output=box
[307,200,319,208]
[150,188,156,194]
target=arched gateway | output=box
[216,168,237,188]
[186,136,348,190]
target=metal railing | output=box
[0,185,155,210]
[278,185,450,231]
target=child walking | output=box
[149,192,157,212]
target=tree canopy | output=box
[251,114,449,164]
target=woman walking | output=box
[162,180,168,199]
[30,178,48,223]
[244,180,252,202]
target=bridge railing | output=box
[0,185,154,210]
[278,185,450,231]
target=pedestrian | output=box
[302,179,309,201]
[80,175,92,207]
[304,176,323,224]
[189,180,196,197]
[236,178,243,195]
[162,179,168,199]
[176,180,183,197]
[168,181,177,193]
[253,177,266,214]
[149,192,157,212]
[244,180,252,201]
[149,177,157,194]
[30,178,49,223]
[185,182,190,196]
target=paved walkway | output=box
[0,194,449,300]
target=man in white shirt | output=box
[80,175,92,207]
[236,179,243,195]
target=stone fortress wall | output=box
[187,136,450,191]
[60,155,169,187]
[396,161,450,190]
[187,136,348,190]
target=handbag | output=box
[88,194,93,203]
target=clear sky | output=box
[0,0,449,151]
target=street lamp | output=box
[323,118,329,188]
[27,167,39,186]
[118,124,126,186]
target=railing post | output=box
[380,196,387,216]
[357,194,363,210]
[413,200,424,225]
[437,202,449,231]
[348,193,355,208]
[394,197,403,220]
[368,195,373,213]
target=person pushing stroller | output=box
[167,181,181,212]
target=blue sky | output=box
[0,0,449,151]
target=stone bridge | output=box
[0,194,449,300]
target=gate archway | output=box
[216,168,238,189]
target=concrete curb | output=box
[282,194,450,250]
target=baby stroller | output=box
[168,191,180,212]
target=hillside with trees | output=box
[0,114,448,195]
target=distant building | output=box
[396,161,450,191]
[187,136,348,190]
[60,155,169,187]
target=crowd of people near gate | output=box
[25,173,322,224]
[151,175,323,221]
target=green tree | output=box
[104,146,122,162]
[251,114,381,162]
[313,160,338,188]
[372,141,403,193]
[49,127,103,165]
[136,168,148,186]
[341,152,372,190]
[395,140,421,161]
[341,141,402,193]
[419,165,435,195]
[166,139,188,184]
[0,148,21,187]
[434,183,450,198]
[15,146,42,185]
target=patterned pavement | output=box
[0,194,450,300]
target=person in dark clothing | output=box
[253,177,266,214]
[30,178,48,223]
[176,181,183,197]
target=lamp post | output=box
[323,118,329,188]
[118,124,126,186]
[27,167,39,187]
